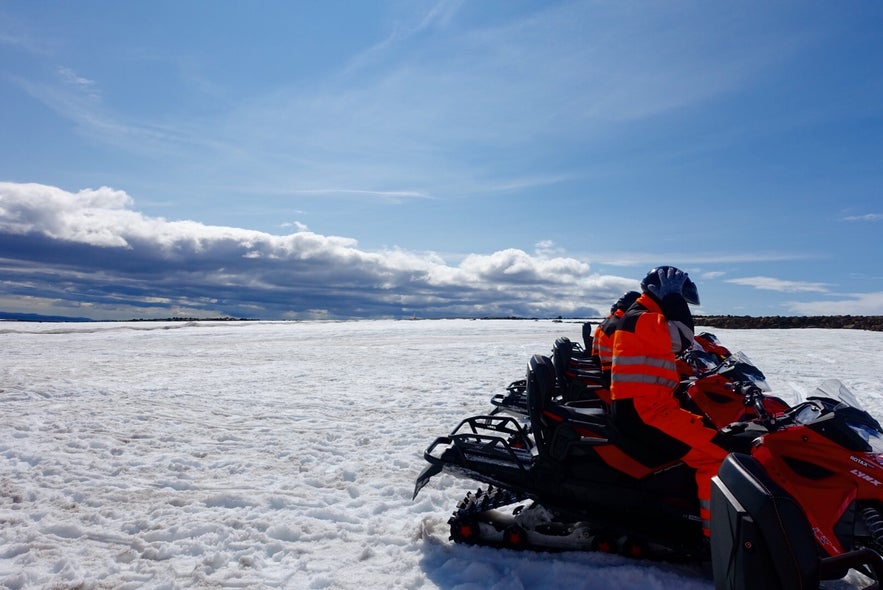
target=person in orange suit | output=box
[591,291,640,384]
[609,266,729,538]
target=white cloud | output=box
[596,252,813,267]
[8,181,875,319]
[0,182,625,319]
[280,220,309,231]
[534,240,565,257]
[0,182,134,247]
[56,66,101,100]
[286,188,434,201]
[699,271,727,280]
[788,292,883,316]
[726,276,830,293]
[843,213,883,222]
[458,248,589,284]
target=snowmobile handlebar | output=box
[730,381,773,426]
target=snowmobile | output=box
[414,351,883,589]
[490,332,790,430]
[490,336,606,415]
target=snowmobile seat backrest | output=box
[710,453,819,590]
[552,337,575,384]
[527,354,557,456]
[552,337,604,403]
[582,321,594,352]
[529,353,609,461]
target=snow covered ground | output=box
[1,319,882,589]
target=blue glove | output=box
[646,267,689,300]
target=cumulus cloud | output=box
[0,182,632,320]
[726,276,830,293]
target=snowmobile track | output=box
[448,485,530,548]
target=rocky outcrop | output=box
[695,315,883,332]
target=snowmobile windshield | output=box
[812,379,864,411]
[679,348,721,372]
[798,380,883,452]
[725,351,771,392]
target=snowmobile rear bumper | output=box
[412,415,534,500]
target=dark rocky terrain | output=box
[695,315,883,332]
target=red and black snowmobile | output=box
[490,331,789,430]
[414,348,883,589]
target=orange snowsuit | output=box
[591,309,624,374]
[610,293,728,537]
[588,310,624,404]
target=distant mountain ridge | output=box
[0,311,93,323]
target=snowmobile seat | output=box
[530,356,697,474]
[527,354,560,455]
[553,336,602,372]
[489,378,529,415]
[551,337,605,403]
[553,336,585,359]
[527,354,611,461]
[552,337,576,387]
[710,453,820,590]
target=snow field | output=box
[0,319,880,589]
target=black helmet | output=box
[610,291,640,314]
[640,266,700,305]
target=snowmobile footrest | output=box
[710,453,819,590]
[819,548,883,589]
[821,547,883,590]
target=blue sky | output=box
[1,0,882,320]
